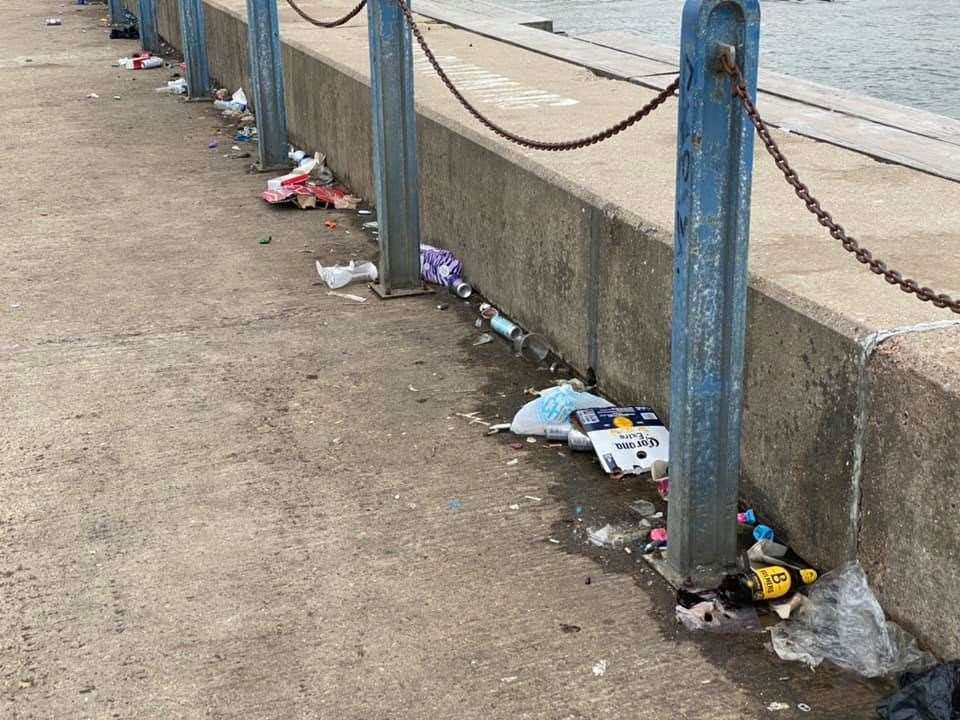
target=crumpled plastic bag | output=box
[509,383,613,436]
[877,661,960,720]
[770,561,935,678]
[587,522,649,548]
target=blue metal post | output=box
[178,0,211,99]
[108,0,125,25]
[666,0,760,587]
[138,0,160,54]
[246,0,289,170]
[367,0,426,296]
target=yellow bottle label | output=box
[800,568,818,585]
[753,566,792,600]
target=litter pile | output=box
[108,9,139,39]
[214,87,248,114]
[492,379,670,479]
[316,234,476,299]
[479,312,942,684]
[262,153,360,210]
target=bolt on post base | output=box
[369,283,433,300]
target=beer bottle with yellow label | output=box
[725,565,818,602]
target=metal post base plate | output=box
[642,550,720,594]
[369,283,433,300]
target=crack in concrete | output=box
[849,318,960,557]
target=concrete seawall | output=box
[131,0,960,657]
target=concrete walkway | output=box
[2,3,887,719]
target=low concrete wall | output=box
[135,0,960,659]
[860,328,960,658]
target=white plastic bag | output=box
[509,383,613,436]
[770,561,935,677]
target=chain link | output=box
[720,55,959,314]
[283,0,367,29]
[279,2,955,313]
[393,0,678,151]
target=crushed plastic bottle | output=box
[420,244,471,296]
[156,78,187,95]
[315,260,378,289]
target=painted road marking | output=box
[414,53,579,110]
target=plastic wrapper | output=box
[770,561,935,677]
[676,600,761,634]
[587,522,649,548]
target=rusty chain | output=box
[277,2,955,312]
[392,0,678,151]
[721,54,960,314]
[283,0,367,29]
[282,0,676,149]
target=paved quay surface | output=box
[2,3,889,719]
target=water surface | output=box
[450,0,960,120]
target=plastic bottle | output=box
[315,260,378,289]
[724,565,818,603]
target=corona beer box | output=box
[573,406,669,475]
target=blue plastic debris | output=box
[753,524,775,542]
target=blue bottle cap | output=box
[753,524,775,542]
